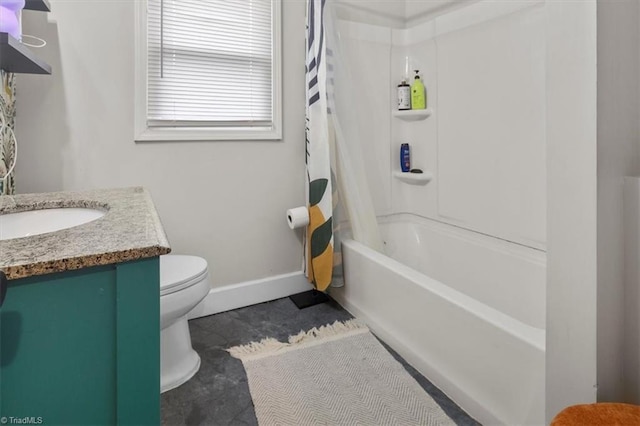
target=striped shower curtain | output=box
[304,0,342,291]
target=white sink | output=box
[0,208,106,241]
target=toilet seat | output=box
[160,255,208,296]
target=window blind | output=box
[147,0,273,127]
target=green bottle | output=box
[411,70,426,109]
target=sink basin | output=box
[0,208,106,241]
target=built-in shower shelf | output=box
[393,108,433,121]
[394,171,433,185]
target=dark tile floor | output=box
[161,296,480,426]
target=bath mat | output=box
[227,320,455,426]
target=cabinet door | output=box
[1,266,117,425]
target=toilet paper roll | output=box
[286,206,309,230]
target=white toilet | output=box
[160,254,211,393]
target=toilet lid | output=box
[160,255,208,295]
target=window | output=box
[135,0,282,141]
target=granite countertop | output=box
[0,187,171,280]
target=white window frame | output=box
[134,0,282,142]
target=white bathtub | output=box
[332,214,546,425]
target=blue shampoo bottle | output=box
[400,143,411,172]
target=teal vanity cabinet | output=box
[1,258,160,425]
[0,187,170,426]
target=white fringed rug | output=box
[227,320,455,426]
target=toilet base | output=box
[161,315,201,393]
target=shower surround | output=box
[330,1,548,424]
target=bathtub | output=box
[332,214,546,426]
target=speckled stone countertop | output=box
[0,187,171,280]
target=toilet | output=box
[160,254,211,393]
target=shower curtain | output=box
[304,0,382,292]
[0,70,16,196]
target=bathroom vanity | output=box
[0,187,170,425]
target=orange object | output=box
[551,403,640,426]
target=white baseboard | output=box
[188,271,313,319]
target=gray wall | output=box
[15,0,307,289]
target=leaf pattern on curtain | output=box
[305,0,338,292]
[0,70,16,195]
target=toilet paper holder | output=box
[286,206,309,230]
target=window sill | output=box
[135,125,282,142]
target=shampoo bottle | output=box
[397,80,411,110]
[411,70,426,110]
[400,143,411,172]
